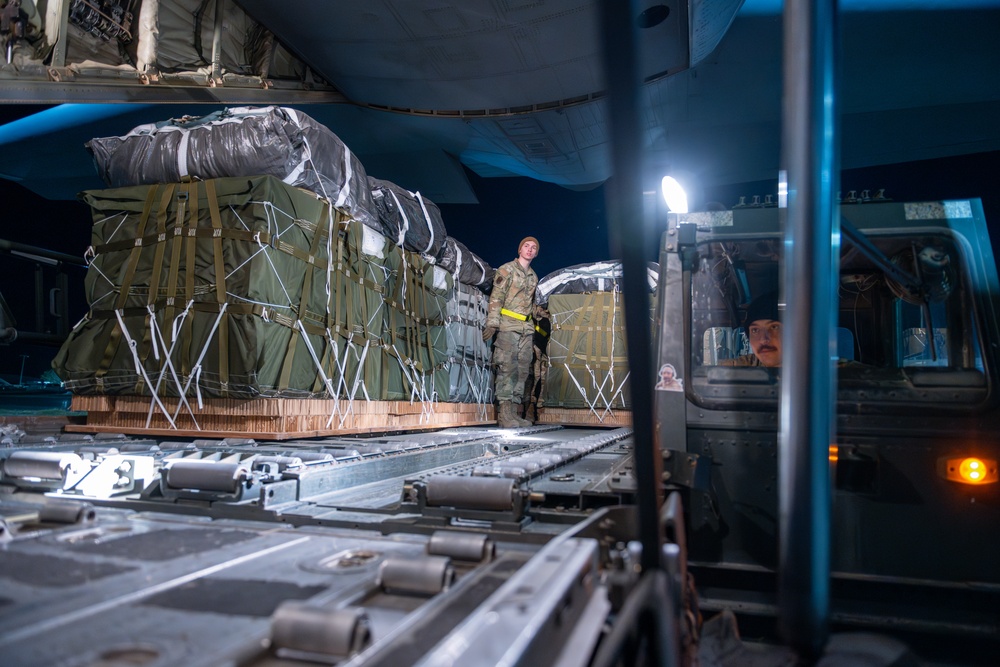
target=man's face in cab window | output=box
[748,319,782,367]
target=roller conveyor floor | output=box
[0,423,643,666]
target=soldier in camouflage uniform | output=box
[483,236,539,428]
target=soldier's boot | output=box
[497,401,520,428]
[513,402,532,426]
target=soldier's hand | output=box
[482,325,498,342]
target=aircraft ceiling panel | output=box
[234,0,695,111]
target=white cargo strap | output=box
[325,206,335,323]
[173,302,228,414]
[325,331,349,428]
[411,190,435,255]
[281,109,315,193]
[335,340,373,429]
[391,347,431,411]
[114,309,177,429]
[254,210,295,307]
[177,128,190,179]
[417,370,435,423]
[145,302,199,429]
[348,340,372,403]
[389,189,409,247]
[563,363,603,421]
[601,371,630,421]
[285,108,352,211]
[453,241,463,282]
[586,364,615,419]
[296,320,337,401]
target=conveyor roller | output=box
[427,531,495,562]
[378,556,455,596]
[270,602,370,657]
[164,460,249,492]
[424,476,516,511]
[2,452,84,480]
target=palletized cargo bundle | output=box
[545,292,632,412]
[52,175,455,420]
[369,177,448,258]
[86,106,380,231]
[539,262,658,420]
[384,254,452,404]
[443,282,494,404]
[437,236,495,291]
[536,260,659,306]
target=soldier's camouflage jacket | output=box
[487,259,538,334]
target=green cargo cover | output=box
[544,292,652,410]
[53,176,452,401]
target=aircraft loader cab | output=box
[653,198,1000,659]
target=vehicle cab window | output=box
[687,231,987,411]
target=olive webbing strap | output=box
[419,268,438,382]
[139,184,177,387]
[405,255,425,373]
[113,186,158,311]
[164,186,189,344]
[557,301,584,406]
[331,226,347,394]
[179,181,199,377]
[205,180,230,395]
[95,186,159,383]
[147,184,175,315]
[314,207,335,395]
[277,204,327,390]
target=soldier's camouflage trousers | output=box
[494,330,534,402]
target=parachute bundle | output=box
[53,176,465,431]
[86,106,380,231]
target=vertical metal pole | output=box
[212,0,227,82]
[599,0,663,573]
[51,0,70,68]
[779,0,839,658]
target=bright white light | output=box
[661,176,688,213]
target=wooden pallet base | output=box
[65,395,495,440]
[536,407,632,428]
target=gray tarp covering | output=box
[369,177,447,258]
[86,106,379,229]
[437,236,494,291]
[535,261,659,307]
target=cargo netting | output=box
[53,175,492,431]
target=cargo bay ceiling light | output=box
[661,175,688,213]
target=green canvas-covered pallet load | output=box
[543,291,655,412]
[536,261,658,416]
[545,292,630,411]
[53,175,452,404]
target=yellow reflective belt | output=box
[501,307,529,321]
[534,324,549,337]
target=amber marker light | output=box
[828,445,839,463]
[939,456,999,485]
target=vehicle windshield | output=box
[688,232,987,409]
